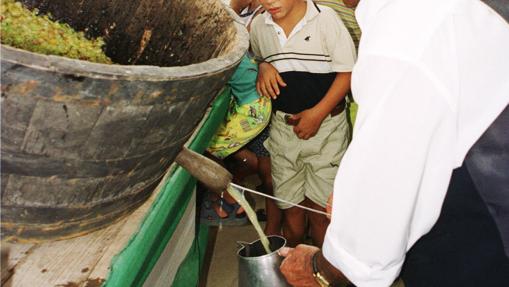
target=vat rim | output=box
[0,5,249,82]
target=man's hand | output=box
[291,108,326,140]
[279,245,321,287]
[256,62,286,99]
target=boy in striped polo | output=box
[250,0,356,247]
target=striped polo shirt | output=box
[250,0,356,114]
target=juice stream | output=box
[227,185,272,254]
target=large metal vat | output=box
[0,0,248,241]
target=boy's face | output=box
[259,0,301,20]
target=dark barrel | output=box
[0,0,248,242]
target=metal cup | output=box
[237,235,290,287]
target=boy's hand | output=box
[256,62,286,99]
[291,109,326,140]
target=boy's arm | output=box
[256,62,287,99]
[291,72,351,140]
[249,21,263,62]
[249,18,286,99]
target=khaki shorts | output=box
[264,110,350,209]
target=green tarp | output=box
[104,87,231,287]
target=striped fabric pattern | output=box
[264,52,334,75]
[264,52,332,63]
[315,0,361,48]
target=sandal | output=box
[199,192,249,226]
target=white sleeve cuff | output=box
[331,65,354,73]
[322,235,404,287]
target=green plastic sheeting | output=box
[171,223,210,287]
[104,87,231,287]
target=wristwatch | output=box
[312,252,331,287]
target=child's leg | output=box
[304,198,329,247]
[282,205,306,247]
[230,148,259,182]
[258,156,283,235]
[265,112,307,245]
[300,111,349,245]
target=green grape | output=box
[0,0,113,64]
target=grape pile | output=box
[0,0,112,64]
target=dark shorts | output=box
[247,126,270,157]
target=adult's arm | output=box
[323,54,455,286]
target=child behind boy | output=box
[250,0,356,247]
[203,0,284,231]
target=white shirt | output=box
[250,0,356,74]
[322,0,509,286]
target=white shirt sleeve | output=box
[319,7,356,72]
[249,20,263,62]
[322,55,456,287]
